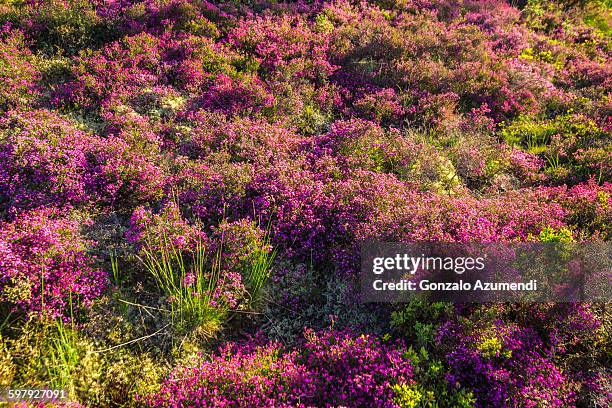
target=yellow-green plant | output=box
[46,318,80,391]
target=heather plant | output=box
[549,179,611,239]
[245,159,343,262]
[0,208,106,320]
[132,0,222,38]
[298,329,415,407]
[147,329,414,407]
[127,202,207,255]
[308,118,459,188]
[511,302,603,350]
[0,109,165,213]
[180,113,302,164]
[146,338,312,407]
[0,28,40,112]
[164,35,244,93]
[327,1,533,122]
[335,171,566,246]
[447,135,503,190]
[435,301,608,407]
[227,12,336,81]
[84,134,166,207]
[310,119,397,173]
[0,109,93,212]
[438,319,578,407]
[191,72,275,117]
[173,156,254,222]
[99,102,165,153]
[59,30,262,115]
[94,0,233,37]
[64,32,165,110]
[507,146,546,185]
[353,87,406,126]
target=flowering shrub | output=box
[338,171,566,244]
[0,110,92,212]
[0,109,165,213]
[180,113,302,164]
[439,321,577,408]
[147,329,413,407]
[227,12,336,81]
[174,158,254,222]
[85,134,166,207]
[147,339,311,407]
[432,300,606,408]
[126,202,206,253]
[191,73,275,116]
[507,147,546,184]
[545,179,612,239]
[0,29,40,112]
[297,329,414,407]
[353,88,406,126]
[0,209,106,319]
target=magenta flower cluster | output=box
[437,302,603,407]
[439,321,576,408]
[0,208,106,319]
[0,109,164,214]
[147,329,413,408]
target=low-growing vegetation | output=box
[0,0,610,407]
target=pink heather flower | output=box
[145,329,413,407]
[0,208,106,319]
[174,235,187,248]
[182,272,196,287]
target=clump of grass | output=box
[138,236,227,333]
[46,318,80,392]
[136,222,275,334]
[243,230,276,308]
[1,316,165,406]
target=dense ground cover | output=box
[0,0,610,406]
